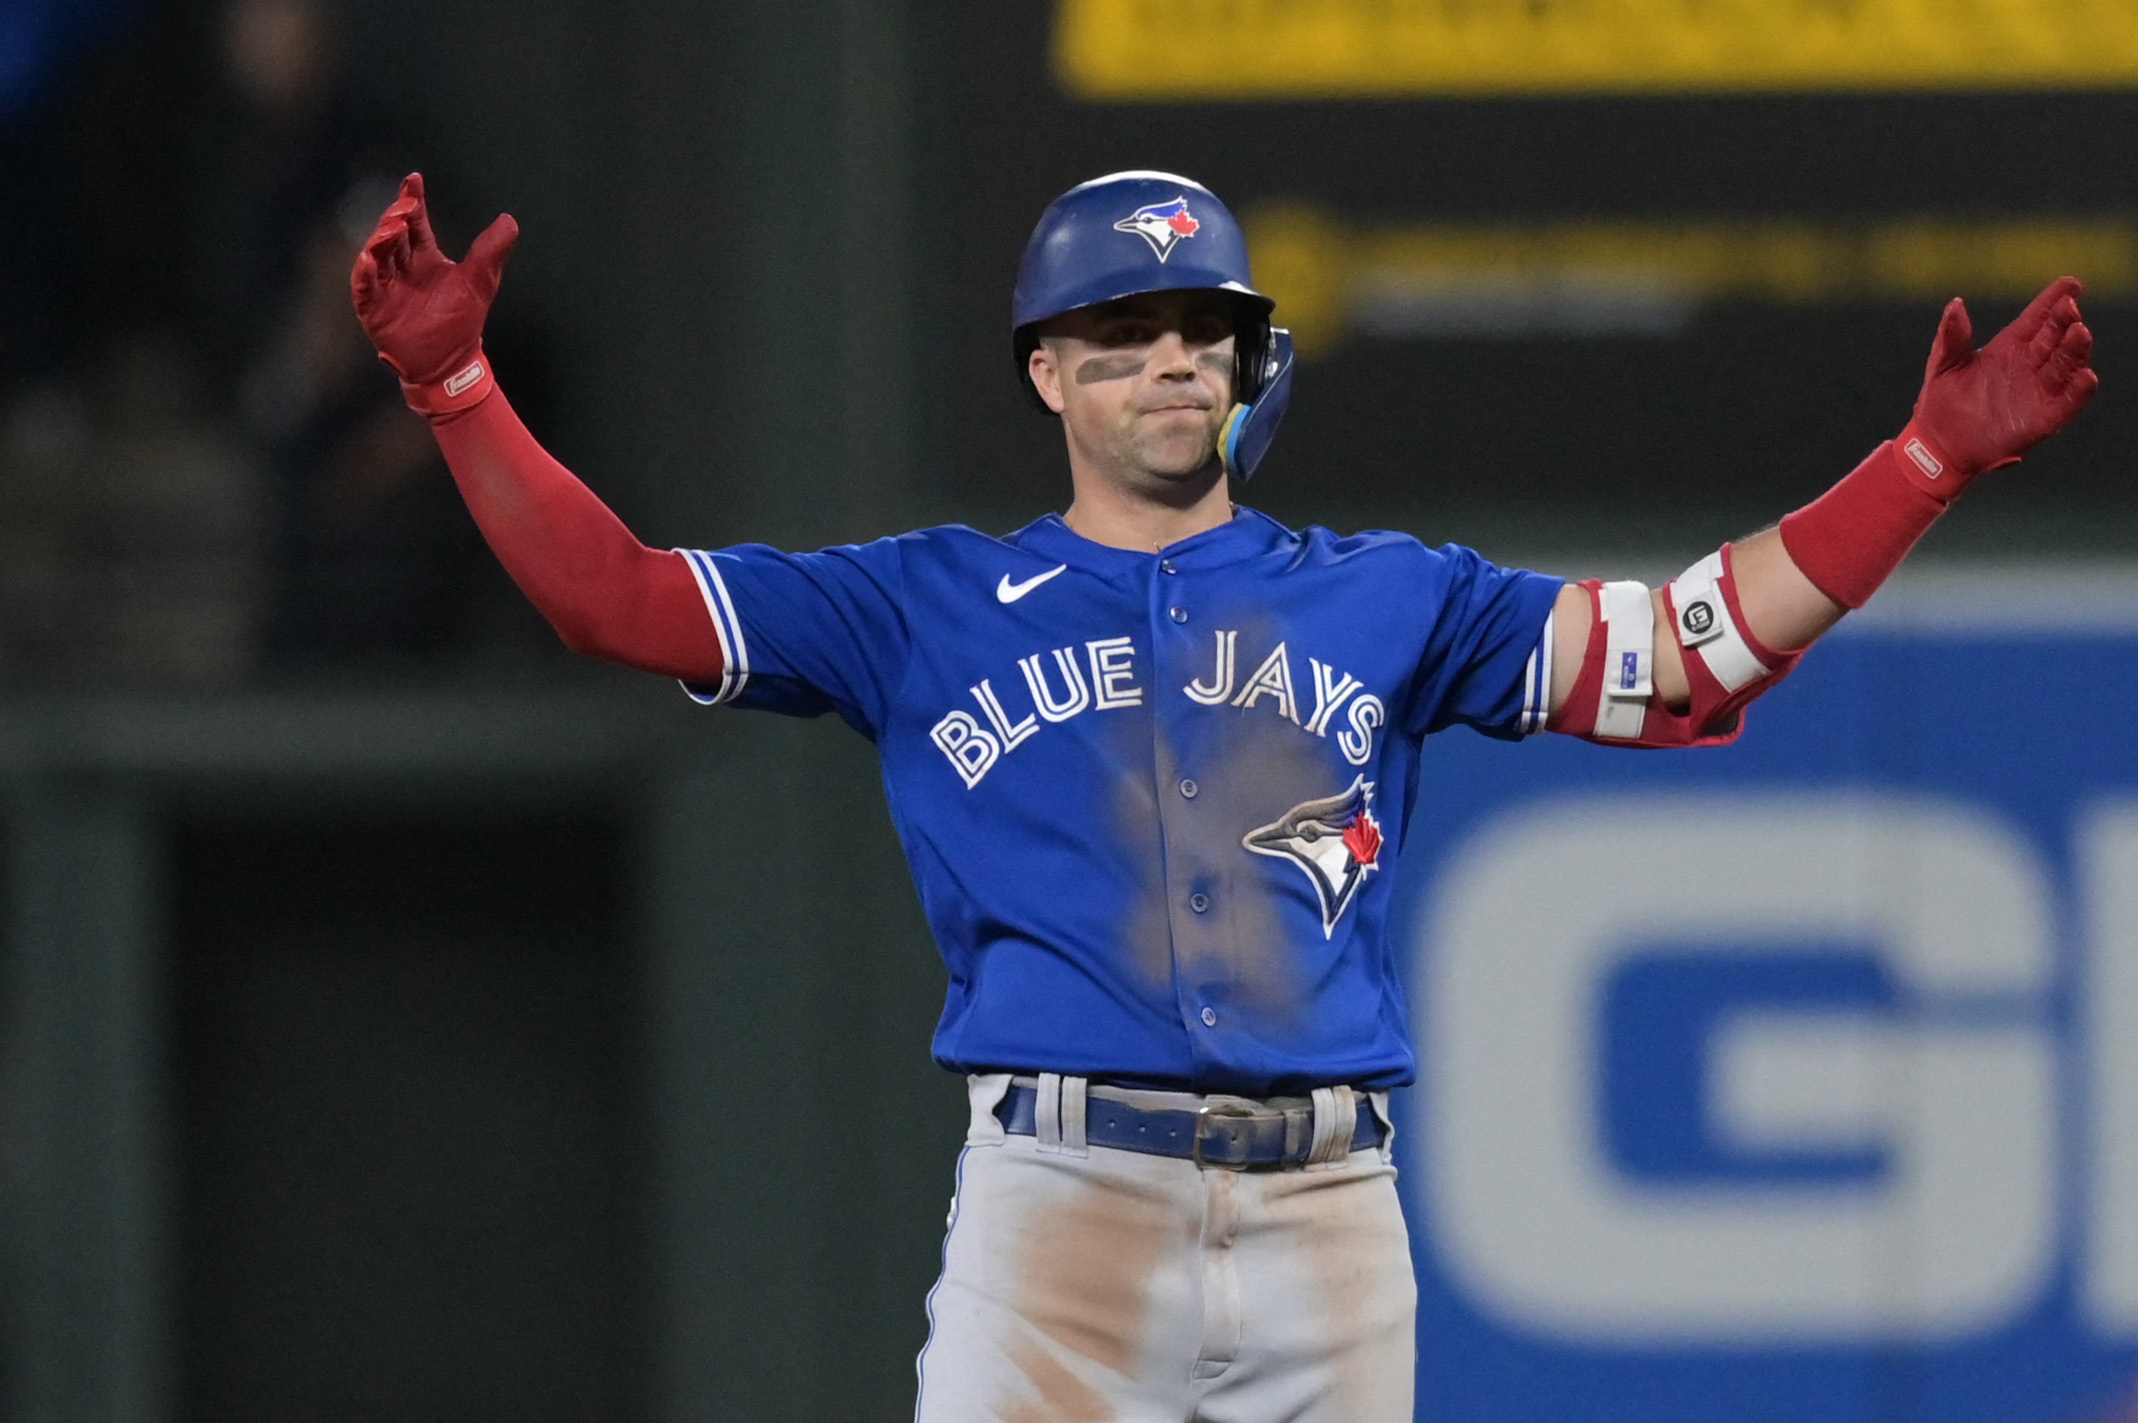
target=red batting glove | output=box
[349,172,519,418]
[1900,274,2098,498]
[1781,276,2101,608]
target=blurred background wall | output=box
[1,0,2136,1419]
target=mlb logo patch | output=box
[1617,651,1642,691]
[1114,197,1201,262]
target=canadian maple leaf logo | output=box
[1342,812,1381,867]
[1167,208,1200,237]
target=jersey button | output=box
[1179,778,1198,799]
[1200,1006,1218,1027]
[1160,559,1178,575]
[1168,605,1189,623]
[1190,892,1210,913]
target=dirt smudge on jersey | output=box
[1172,716,1336,1021]
[1113,604,1393,1018]
[1110,710,1179,991]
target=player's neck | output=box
[1060,469,1235,552]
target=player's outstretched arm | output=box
[1547,276,2097,744]
[350,175,724,683]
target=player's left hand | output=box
[349,172,518,387]
[1911,274,2097,482]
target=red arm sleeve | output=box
[427,389,725,683]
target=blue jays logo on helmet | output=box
[1113,196,1202,263]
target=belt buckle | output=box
[1192,1101,1259,1170]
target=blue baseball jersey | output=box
[680,509,1561,1095]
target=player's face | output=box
[1030,291,1236,494]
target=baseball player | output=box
[350,170,2095,1421]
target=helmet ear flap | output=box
[1231,296,1272,406]
[1219,328,1294,483]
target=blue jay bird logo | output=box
[1243,776,1384,938]
[1113,197,1201,262]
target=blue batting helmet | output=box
[1011,171,1295,481]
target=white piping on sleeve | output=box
[1520,604,1555,737]
[675,548,751,705]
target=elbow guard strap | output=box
[1553,544,1801,747]
[1595,579,1655,740]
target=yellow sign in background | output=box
[1056,0,2138,98]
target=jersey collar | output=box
[1010,507,1294,574]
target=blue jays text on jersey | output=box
[679,510,1561,1096]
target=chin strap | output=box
[1219,328,1296,481]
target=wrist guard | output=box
[398,348,496,419]
[1776,422,1954,609]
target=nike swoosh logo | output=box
[996,564,1068,604]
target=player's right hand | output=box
[349,173,518,387]
[1910,274,2097,484]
